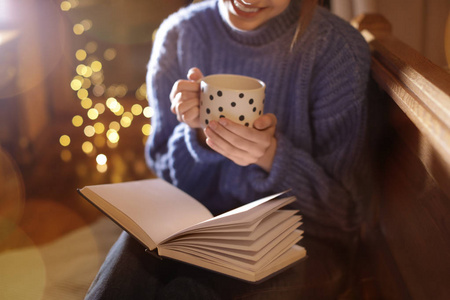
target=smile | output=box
[233,0,260,13]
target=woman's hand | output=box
[169,67,203,128]
[204,114,278,172]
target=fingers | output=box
[214,118,271,151]
[208,120,262,154]
[170,80,200,105]
[170,90,198,113]
[169,68,204,128]
[204,116,276,166]
[169,68,203,103]
[172,96,199,123]
[205,124,256,166]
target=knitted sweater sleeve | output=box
[249,29,371,236]
[145,14,226,200]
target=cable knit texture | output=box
[145,0,371,242]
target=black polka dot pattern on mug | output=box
[201,89,264,127]
[199,74,265,128]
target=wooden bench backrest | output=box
[351,14,450,300]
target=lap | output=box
[86,231,352,300]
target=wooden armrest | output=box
[352,13,450,195]
[350,14,450,300]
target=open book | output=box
[78,178,306,283]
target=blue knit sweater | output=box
[145,0,371,241]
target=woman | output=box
[86,0,371,298]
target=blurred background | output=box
[0,0,191,251]
[0,0,448,299]
[0,0,189,299]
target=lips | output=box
[232,0,262,17]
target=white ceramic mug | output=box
[199,74,265,128]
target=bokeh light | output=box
[106,97,117,109]
[113,105,124,116]
[143,106,154,118]
[73,24,85,35]
[94,135,106,148]
[94,103,105,114]
[92,85,105,97]
[81,80,91,90]
[120,112,133,128]
[69,0,80,8]
[80,19,93,31]
[142,124,152,136]
[77,88,89,100]
[91,61,102,72]
[60,3,157,175]
[135,83,147,101]
[75,49,87,61]
[76,64,87,76]
[131,104,143,116]
[85,41,98,54]
[87,108,99,120]
[107,140,119,149]
[84,125,95,137]
[106,129,119,143]
[96,164,108,173]
[82,141,94,154]
[94,122,105,134]
[83,66,93,78]
[81,98,93,109]
[109,121,120,132]
[59,135,71,147]
[72,115,83,127]
[116,85,128,98]
[104,48,117,61]
[70,77,82,91]
[91,72,103,84]
[96,154,107,165]
[60,149,72,162]
[60,1,71,11]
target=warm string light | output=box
[59,1,153,173]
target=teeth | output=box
[233,0,259,13]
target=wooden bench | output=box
[350,14,450,299]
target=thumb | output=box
[187,67,203,81]
[253,113,277,130]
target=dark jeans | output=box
[85,231,353,299]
